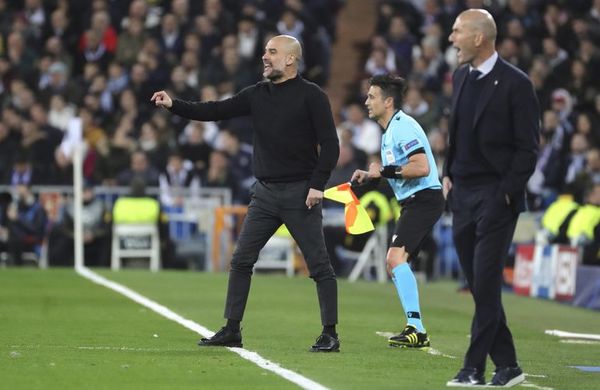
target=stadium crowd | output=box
[0,0,342,203]
[0,0,599,267]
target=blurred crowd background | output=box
[0,0,599,270]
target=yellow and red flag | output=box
[324,182,375,235]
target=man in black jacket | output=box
[443,9,539,388]
[151,35,341,352]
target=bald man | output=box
[443,9,539,387]
[152,35,341,352]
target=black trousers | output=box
[224,180,338,326]
[450,181,518,371]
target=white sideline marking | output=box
[559,339,600,345]
[77,346,162,351]
[10,344,162,352]
[76,266,329,390]
[375,331,457,359]
[521,383,553,390]
[545,329,600,341]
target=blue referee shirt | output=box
[381,110,441,201]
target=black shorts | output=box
[391,188,444,257]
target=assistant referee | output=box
[352,74,444,348]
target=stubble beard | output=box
[265,68,284,82]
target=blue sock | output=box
[391,263,425,333]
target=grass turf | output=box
[1,268,599,389]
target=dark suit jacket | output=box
[444,56,540,213]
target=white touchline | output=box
[559,339,600,345]
[520,383,554,390]
[76,266,329,390]
[545,329,600,341]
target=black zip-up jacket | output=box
[169,75,339,191]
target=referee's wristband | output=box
[380,165,403,179]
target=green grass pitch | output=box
[1,268,599,389]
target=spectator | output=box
[157,13,184,66]
[338,102,381,156]
[138,121,169,171]
[219,129,254,202]
[119,0,149,30]
[193,15,221,61]
[116,17,147,67]
[40,61,82,105]
[365,47,395,76]
[29,102,62,146]
[179,121,213,173]
[204,44,260,92]
[6,154,43,186]
[94,119,136,185]
[402,87,438,131]
[51,147,73,185]
[20,118,55,178]
[418,34,449,92]
[44,36,74,77]
[200,150,240,203]
[116,150,160,187]
[367,35,398,76]
[572,148,600,203]
[6,31,36,81]
[47,183,110,267]
[78,10,117,54]
[551,88,575,134]
[326,142,361,189]
[0,184,47,265]
[0,122,17,181]
[128,63,154,110]
[237,16,263,63]
[575,112,600,148]
[179,50,202,89]
[337,127,368,169]
[43,8,78,52]
[159,151,200,207]
[386,15,416,75]
[167,65,199,102]
[76,29,113,74]
[113,88,146,134]
[171,0,194,31]
[203,0,235,36]
[428,129,447,179]
[106,61,129,96]
[565,133,590,187]
[276,8,304,43]
[542,36,570,87]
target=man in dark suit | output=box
[443,9,540,388]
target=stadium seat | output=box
[111,223,161,272]
[346,225,388,283]
[254,225,295,276]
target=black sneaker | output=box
[489,366,524,387]
[198,327,243,348]
[446,368,486,387]
[309,333,340,352]
[388,325,430,348]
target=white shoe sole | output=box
[491,373,525,387]
[446,380,487,387]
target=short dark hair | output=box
[368,75,407,109]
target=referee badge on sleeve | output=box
[385,150,395,164]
